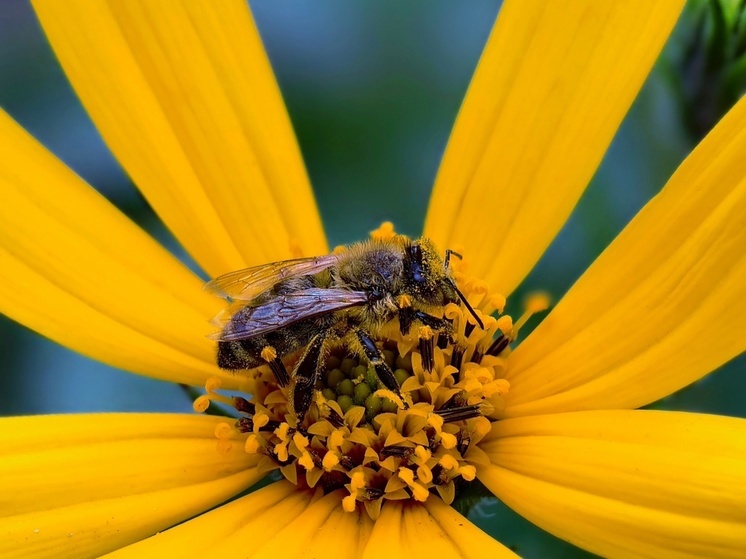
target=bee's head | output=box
[403,238,459,307]
[404,237,485,329]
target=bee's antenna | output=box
[444,249,462,269]
[448,279,484,330]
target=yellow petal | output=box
[252,491,373,559]
[425,0,684,297]
[101,482,309,559]
[31,0,327,277]
[478,410,746,559]
[365,500,520,559]
[422,499,521,559]
[0,413,262,559]
[0,111,242,388]
[504,95,746,416]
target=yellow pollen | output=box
[260,346,277,362]
[440,432,458,449]
[410,482,429,502]
[293,432,310,450]
[342,494,358,512]
[418,325,434,340]
[417,465,433,484]
[496,315,513,336]
[351,471,366,489]
[298,452,315,471]
[397,467,415,485]
[374,389,407,409]
[275,422,290,441]
[322,452,340,470]
[525,292,551,313]
[253,412,269,432]
[459,465,477,481]
[439,455,459,470]
[427,413,444,431]
[397,294,412,308]
[329,429,346,449]
[512,292,552,335]
[414,446,431,462]
[484,293,507,315]
[245,435,261,454]
[276,442,290,463]
[370,221,397,241]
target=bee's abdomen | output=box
[217,340,263,370]
[216,317,331,371]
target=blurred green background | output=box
[1,1,744,557]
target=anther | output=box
[261,346,290,387]
[380,445,415,458]
[361,487,385,500]
[485,334,510,356]
[435,404,485,423]
[450,345,464,369]
[339,455,356,470]
[234,396,255,414]
[457,426,471,456]
[464,322,475,338]
[235,417,254,433]
[418,326,435,372]
[323,405,346,428]
[430,464,449,485]
[440,391,468,411]
[436,330,450,349]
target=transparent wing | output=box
[204,254,339,301]
[209,288,368,341]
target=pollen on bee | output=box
[260,346,278,361]
[369,221,397,241]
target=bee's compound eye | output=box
[411,244,423,264]
[407,244,425,283]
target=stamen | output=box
[485,334,510,356]
[435,403,491,423]
[418,326,435,372]
[261,346,290,387]
[450,345,465,369]
[436,329,450,349]
[511,292,551,336]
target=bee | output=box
[206,236,483,420]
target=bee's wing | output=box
[209,288,368,341]
[205,255,339,301]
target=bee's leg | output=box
[355,330,406,406]
[399,310,453,372]
[398,308,450,336]
[290,333,327,421]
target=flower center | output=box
[196,224,548,519]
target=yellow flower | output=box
[1,1,745,559]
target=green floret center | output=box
[320,349,412,422]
